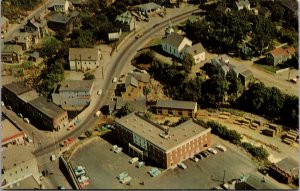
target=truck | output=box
[51,155,56,161]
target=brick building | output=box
[27,97,68,131]
[115,112,211,169]
[269,157,299,184]
[152,100,198,118]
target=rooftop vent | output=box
[159,132,170,139]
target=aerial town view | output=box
[0,0,299,189]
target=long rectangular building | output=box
[115,112,211,169]
[153,100,198,118]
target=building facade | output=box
[52,80,94,110]
[54,0,71,13]
[1,146,40,189]
[47,11,80,33]
[69,48,101,71]
[153,100,198,118]
[266,46,296,66]
[115,112,211,169]
[27,97,69,131]
[115,11,135,32]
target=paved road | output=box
[33,7,201,157]
[1,0,54,47]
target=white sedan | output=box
[208,148,218,154]
[97,89,102,95]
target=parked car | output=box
[190,156,199,162]
[216,145,227,152]
[195,153,203,160]
[94,111,101,117]
[202,151,210,157]
[129,157,139,164]
[58,186,65,189]
[208,148,218,154]
[112,77,118,83]
[24,118,30,123]
[148,167,161,177]
[136,161,145,168]
[114,147,123,153]
[178,162,187,169]
[120,176,131,184]
[17,113,23,118]
[117,172,128,180]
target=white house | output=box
[161,32,206,63]
[68,48,101,72]
[185,42,205,64]
[52,80,94,111]
[2,146,40,189]
[54,0,72,13]
[161,32,192,60]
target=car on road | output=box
[58,186,65,189]
[153,23,159,28]
[178,162,187,169]
[216,145,227,152]
[112,77,118,83]
[24,118,30,123]
[135,34,142,39]
[67,125,76,131]
[208,148,218,155]
[60,137,75,147]
[17,113,23,118]
[94,111,101,117]
[97,89,103,95]
[190,156,199,162]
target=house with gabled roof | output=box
[68,48,101,72]
[53,0,73,13]
[161,32,206,63]
[1,45,23,64]
[24,18,48,39]
[266,46,296,66]
[115,11,135,32]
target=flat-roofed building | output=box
[153,100,197,118]
[68,48,101,72]
[1,116,27,147]
[27,97,68,131]
[115,112,211,169]
[269,157,299,184]
[52,80,94,110]
[1,146,40,189]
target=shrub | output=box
[241,142,269,161]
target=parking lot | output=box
[70,133,258,189]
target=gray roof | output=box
[48,12,77,24]
[155,100,197,110]
[125,76,139,88]
[69,48,99,61]
[3,81,32,95]
[242,173,282,190]
[28,96,66,119]
[115,112,210,152]
[162,33,187,49]
[12,32,30,43]
[235,0,250,8]
[1,16,9,26]
[3,146,36,170]
[276,157,299,173]
[54,0,66,5]
[59,80,94,92]
[136,2,161,12]
[186,42,205,56]
[239,69,253,78]
[128,72,150,83]
[115,11,134,24]
[2,44,23,54]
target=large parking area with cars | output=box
[70,133,258,189]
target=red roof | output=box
[270,46,296,58]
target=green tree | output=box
[84,72,95,80]
[143,86,151,102]
[182,54,195,73]
[39,36,61,59]
[281,95,299,128]
[116,103,133,118]
[136,50,155,64]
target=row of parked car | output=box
[178,145,227,169]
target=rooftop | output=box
[125,76,138,88]
[242,173,282,189]
[115,112,210,152]
[155,100,197,110]
[1,119,24,144]
[59,80,94,92]
[186,42,205,56]
[235,0,250,7]
[115,11,134,24]
[239,69,253,77]
[15,175,41,189]
[2,146,36,170]
[18,89,39,102]
[48,12,78,24]
[3,82,33,95]
[28,96,66,119]
[69,48,100,61]
[162,33,189,49]
[275,157,299,173]
[12,32,30,43]
[128,72,150,83]
[2,44,23,54]
[269,46,296,58]
[136,2,161,12]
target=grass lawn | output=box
[254,63,281,73]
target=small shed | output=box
[29,51,40,62]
